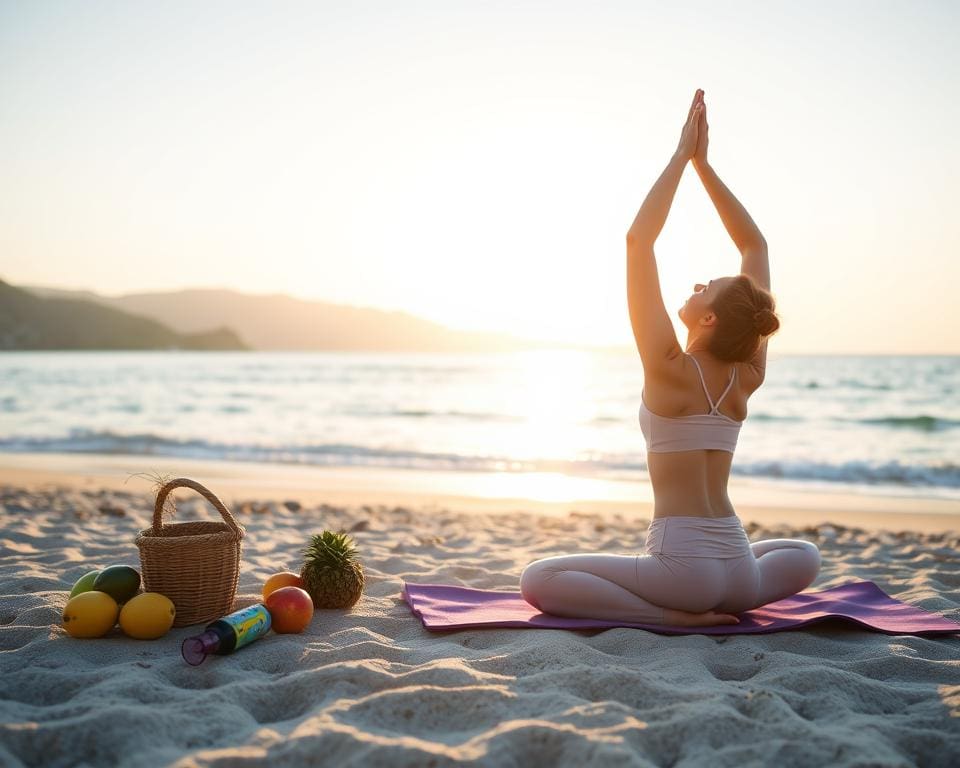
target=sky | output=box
[1,0,958,354]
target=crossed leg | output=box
[749,538,822,608]
[519,539,821,626]
[519,552,730,625]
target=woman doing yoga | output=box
[520,89,821,628]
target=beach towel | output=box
[401,580,960,636]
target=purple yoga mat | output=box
[401,580,960,636]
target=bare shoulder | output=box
[641,343,688,385]
[641,347,699,412]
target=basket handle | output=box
[153,478,243,537]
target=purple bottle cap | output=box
[182,630,220,666]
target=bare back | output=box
[642,353,760,519]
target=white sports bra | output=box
[638,353,743,454]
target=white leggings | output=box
[519,515,821,625]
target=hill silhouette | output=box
[22,284,613,353]
[0,280,246,350]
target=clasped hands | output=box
[675,88,709,167]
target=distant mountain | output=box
[22,284,610,353]
[0,280,247,350]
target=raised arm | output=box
[692,94,772,385]
[693,160,769,289]
[626,90,704,367]
[690,95,769,289]
[625,154,686,366]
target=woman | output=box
[520,89,821,628]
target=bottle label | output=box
[223,604,272,650]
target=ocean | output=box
[2,350,958,501]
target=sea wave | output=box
[732,458,960,488]
[739,413,803,423]
[855,415,960,431]
[836,378,894,391]
[2,430,959,490]
[343,408,519,421]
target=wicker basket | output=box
[134,478,245,627]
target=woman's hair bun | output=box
[753,308,780,336]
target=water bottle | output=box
[181,603,272,665]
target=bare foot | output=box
[662,607,741,627]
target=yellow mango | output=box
[119,592,176,640]
[62,591,119,638]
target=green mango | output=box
[69,569,100,599]
[93,565,141,604]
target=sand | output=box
[1,459,959,767]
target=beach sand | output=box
[1,455,959,766]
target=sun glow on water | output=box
[506,349,595,460]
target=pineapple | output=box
[300,530,364,609]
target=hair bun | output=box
[753,308,779,336]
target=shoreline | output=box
[1,451,957,534]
